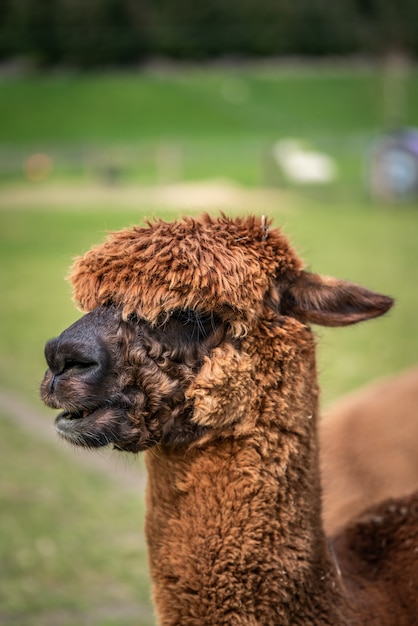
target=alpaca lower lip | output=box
[54,408,110,448]
[55,412,81,434]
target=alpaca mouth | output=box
[59,409,92,420]
[55,407,99,433]
[54,406,111,448]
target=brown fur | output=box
[321,367,418,535]
[69,214,303,338]
[40,214,417,625]
[333,493,418,626]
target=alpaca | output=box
[40,214,418,625]
[320,366,418,535]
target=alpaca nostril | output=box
[60,357,99,375]
[50,352,100,378]
[44,338,102,378]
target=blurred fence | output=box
[0,143,174,185]
[0,133,380,199]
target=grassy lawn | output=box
[1,70,391,142]
[1,66,418,187]
[1,66,418,625]
[0,413,154,626]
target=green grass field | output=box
[2,70,394,142]
[1,66,418,626]
[2,66,418,188]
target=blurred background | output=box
[1,2,418,624]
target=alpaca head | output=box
[40,214,393,452]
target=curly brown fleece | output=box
[43,214,418,625]
[69,214,302,337]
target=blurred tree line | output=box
[1,0,417,67]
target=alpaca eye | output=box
[170,309,221,341]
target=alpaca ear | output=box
[279,271,394,327]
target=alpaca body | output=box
[146,440,344,625]
[145,317,418,625]
[334,491,418,626]
[321,367,418,535]
[39,214,418,625]
[145,319,346,625]
[146,439,418,625]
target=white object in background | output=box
[273,139,337,184]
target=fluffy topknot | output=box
[69,214,303,336]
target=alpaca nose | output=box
[44,315,110,386]
[44,336,101,378]
[41,308,115,406]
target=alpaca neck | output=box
[144,320,348,625]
